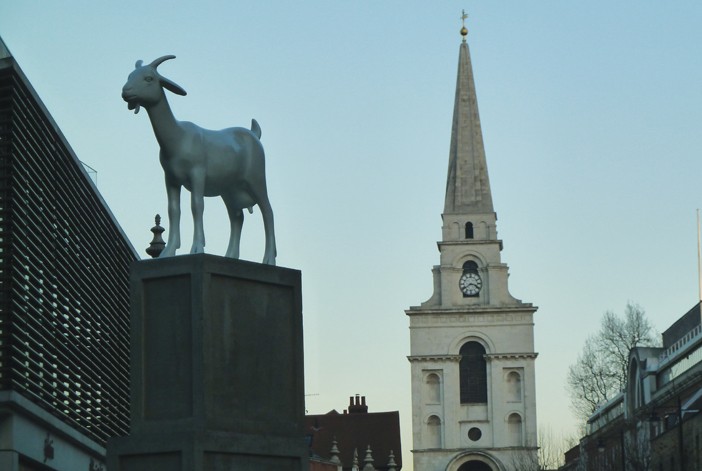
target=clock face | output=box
[459,272,482,297]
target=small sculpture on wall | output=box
[121,55,276,265]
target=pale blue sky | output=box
[2,1,702,467]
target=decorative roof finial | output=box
[460,10,469,42]
[362,445,375,471]
[387,450,397,471]
[329,436,341,464]
[145,214,166,258]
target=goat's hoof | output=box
[159,247,176,258]
[262,256,276,266]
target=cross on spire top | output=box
[460,10,469,41]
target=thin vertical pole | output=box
[698,209,701,304]
[620,428,626,471]
[679,394,685,471]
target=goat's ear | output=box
[135,59,143,68]
[161,76,187,96]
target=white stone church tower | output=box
[406,23,538,471]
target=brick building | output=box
[305,396,401,471]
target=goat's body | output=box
[162,123,264,203]
[122,56,276,264]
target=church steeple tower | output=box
[422,18,514,309]
[406,15,538,471]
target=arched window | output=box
[459,341,487,403]
[458,461,493,471]
[506,371,522,402]
[427,415,442,448]
[424,373,441,404]
[628,359,640,417]
[508,413,523,446]
[463,260,478,272]
[465,222,474,239]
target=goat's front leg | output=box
[160,181,181,257]
[189,168,206,254]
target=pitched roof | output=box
[305,409,401,470]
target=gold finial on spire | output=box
[460,10,469,42]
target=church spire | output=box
[407,16,538,470]
[443,18,494,215]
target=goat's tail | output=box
[251,119,262,140]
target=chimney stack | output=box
[348,394,368,414]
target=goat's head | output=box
[121,55,187,114]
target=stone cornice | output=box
[411,446,539,454]
[438,239,502,247]
[406,305,536,315]
[406,310,536,328]
[407,355,461,363]
[486,353,538,360]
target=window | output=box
[463,260,478,271]
[468,427,482,441]
[628,358,641,416]
[458,461,492,471]
[465,222,474,239]
[459,341,487,403]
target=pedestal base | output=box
[107,254,307,471]
[109,430,305,470]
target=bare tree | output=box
[566,302,659,420]
[508,449,540,471]
[624,421,653,471]
[508,428,574,471]
[567,336,619,419]
[537,426,574,470]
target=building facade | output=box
[305,395,401,471]
[406,26,538,471]
[0,37,137,470]
[561,303,702,471]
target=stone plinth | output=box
[107,254,307,470]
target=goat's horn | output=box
[135,59,143,68]
[149,55,176,69]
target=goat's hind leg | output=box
[223,198,244,259]
[189,170,206,254]
[256,192,276,266]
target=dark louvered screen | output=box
[0,64,135,445]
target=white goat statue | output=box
[121,55,276,265]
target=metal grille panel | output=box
[0,63,136,445]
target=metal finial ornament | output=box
[460,10,469,41]
[146,214,166,258]
[387,450,397,471]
